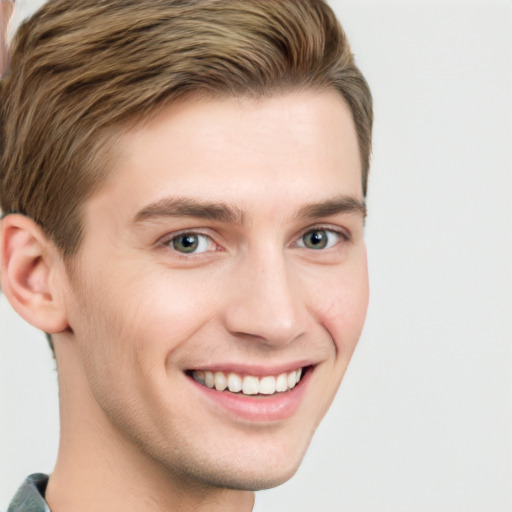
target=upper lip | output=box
[186,360,315,377]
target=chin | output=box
[178,437,311,492]
[196,460,303,492]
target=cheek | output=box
[87,269,222,387]
[67,277,175,420]
[315,261,369,355]
[129,273,217,347]
[71,256,217,362]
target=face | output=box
[61,90,369,491]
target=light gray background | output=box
[1,1,510,511]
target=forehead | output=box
[86,90,363,225]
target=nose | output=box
[222,247,307,348]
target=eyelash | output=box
[160,225,351,257]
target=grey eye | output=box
[170,233,211,253]
[299,229,341,250]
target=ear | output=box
[1,214,69,334]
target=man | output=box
[0,0,372,510]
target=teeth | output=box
[242,376,259,395]
[275,373,287,392]
[205,371,214,389]
[191,368,305,396]
[259,376,276,395]
[194,370,205,385]
[227,373,243,393]
[214,372,227,391]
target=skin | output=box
[2,90,368,511]
[0,0,14,77]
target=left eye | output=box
[297,229,342,250]
[169,233,213,254]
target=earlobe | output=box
[1,214,69,334]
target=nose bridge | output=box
[223,243,306,347]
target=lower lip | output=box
[187,368,313,423]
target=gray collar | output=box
[7,474,50,512]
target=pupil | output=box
[173,234,198,252]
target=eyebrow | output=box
[132,197,245,225]
[131,194,366,226]
[295,194,367,221]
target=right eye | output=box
[167,233,215,254]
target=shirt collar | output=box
[7,474,50,512]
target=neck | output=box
[47,466,254,512]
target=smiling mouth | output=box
[187,367,310,397]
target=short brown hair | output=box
[0,0,372,256]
